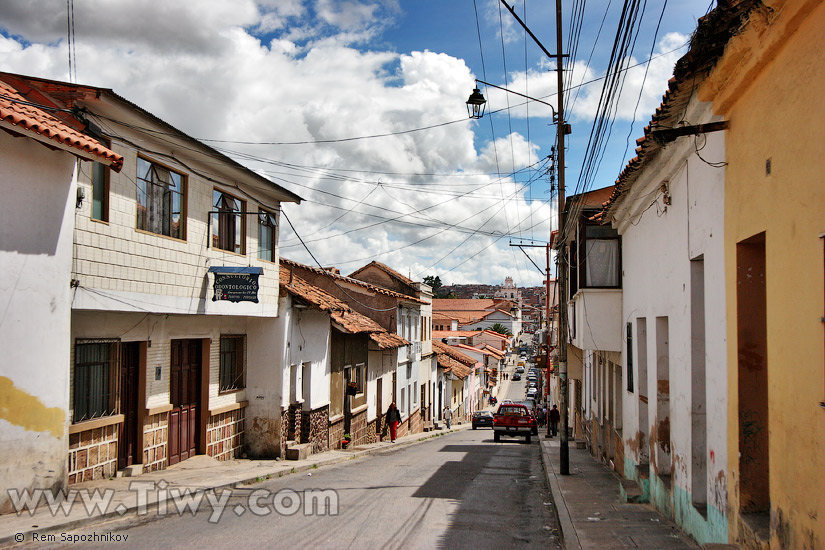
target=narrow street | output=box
[28,357,561,550]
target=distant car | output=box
[512,372,522,381]
[515,365,525,373]
[472,410,495,429]
[526,388,538,398]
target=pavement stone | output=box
[540,438,701,550]
[0,424,470,548]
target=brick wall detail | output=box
[300,405,329,454]
[143,412,168,472]
[68,424,118,484]
[207,408,245,461]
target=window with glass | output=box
[212,190,245,254]
[219,335,245,392]
[136,157,185,239]
[582,224,621,288]
[73,340,119,422]
[257,209,277,262]
[91,162,109,222]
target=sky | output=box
[0,0,714,287]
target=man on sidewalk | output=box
[548,404,560,437]
[443,406,452,429]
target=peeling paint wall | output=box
[704,1,825,546]
[0,134,75,513]
[613,93,729,545]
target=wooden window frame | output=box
[73,339,120,423]
[257,208,277,262]
[135,156,186,240]
[90,138,111,223]
[218,335,246,393]
[212,189,246,255]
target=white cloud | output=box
[0,0,565,286]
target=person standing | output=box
[537,406,546,428]
[549,404,560,437]
[385,402,401,442]
[443,406,452,429]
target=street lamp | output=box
[466,87,487,119]
[466,79,557,121]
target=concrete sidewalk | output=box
[0,424,470,548]
[540,437,701,550]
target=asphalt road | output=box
[29,354,559,550]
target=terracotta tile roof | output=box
[0,72,301,203]
[433,340,474,379]
[349,261,415,286]
[433,340,476,365]
[0,79,123,171]
[281,257,426,304]
[279,263,408,349]
[433,298,500,311]
[481,345,505,359]
[602,0,761,219]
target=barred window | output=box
[219,336,245,392]
[74,340,119,422]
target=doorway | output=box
[117,342,141,470]
[169,339,202,465]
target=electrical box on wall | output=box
[155,366,162,380]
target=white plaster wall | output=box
[0,135,76,509]
[571,290,623,352]
[72,126,285,317]
[285,306,330,410]
[614,100,727,506]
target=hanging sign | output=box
[208,266,262,303]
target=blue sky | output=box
[0,0,713,286]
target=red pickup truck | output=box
[492,403,535,443]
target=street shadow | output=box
[413,440,559,548]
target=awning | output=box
[208,266,263,274]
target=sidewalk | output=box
[540,437,701,550]
[0,424,470,547]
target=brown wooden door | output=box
[118,342,140,470]
[169,339,201,465]
[376,378,383,435]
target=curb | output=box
[0,425,469,548]
[540,439,581,550]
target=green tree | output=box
[423,275,442,292]
[490,323,512,336]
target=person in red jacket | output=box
[385,402,401,442]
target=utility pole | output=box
[495,0,569,473]
[554,0,570,475]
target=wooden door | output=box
[169,339,201,465]
[376,378,383,435]
[118,342,140,470]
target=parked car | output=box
[492,404,535,443]
[526,387,538,399]
[472,410,495,429]
[515,365,525,373]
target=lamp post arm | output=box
[476,79,557,118]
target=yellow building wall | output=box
[702,1,825,547]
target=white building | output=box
[0,76,122,513]
[0,72,302,485]
[603,73,728,544]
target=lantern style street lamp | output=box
[466,87,487,119]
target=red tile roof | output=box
[279,263,408,349]
[349,261,415,286]
[0,79,123,171]
[433,341,474,379]
[602,0,760,219]
[281,257,426,304]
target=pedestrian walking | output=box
[385,402,401,442]
[443,406,452,429]
[537,406,546,428]
[549,404,560,437]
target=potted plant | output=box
[341,433,352,449]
